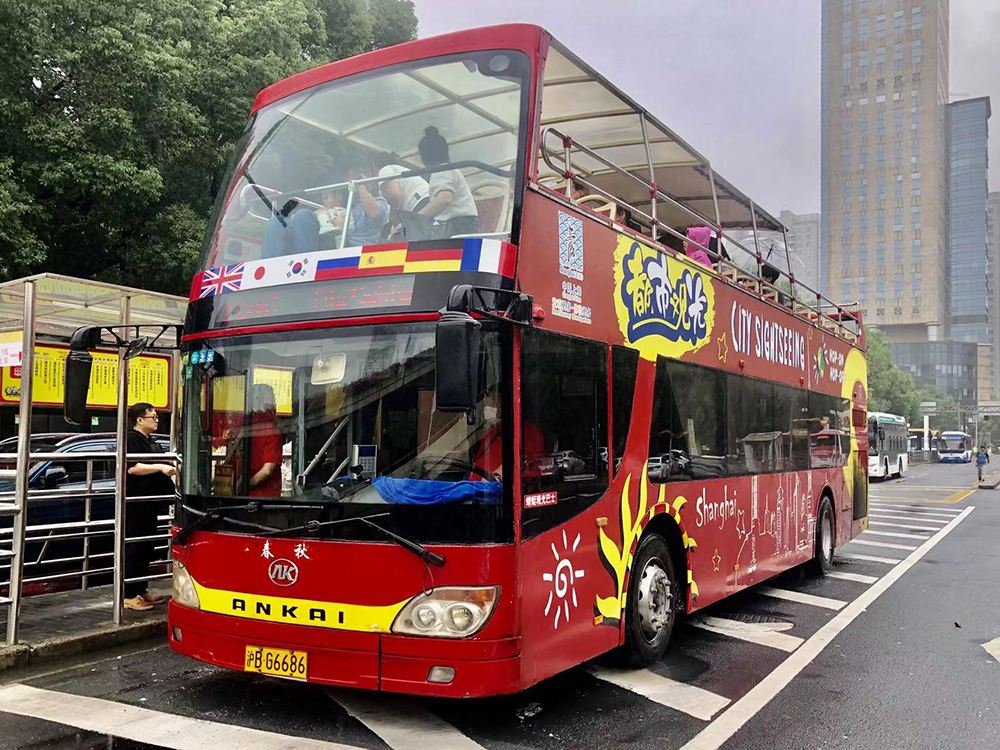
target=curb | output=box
[0,616,166,674]
[978,473,1000,490]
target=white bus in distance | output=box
[938,431,973,463]
[868,412,908,479]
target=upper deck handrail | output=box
[538,126,861,348]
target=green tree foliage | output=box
[865,327,922,424]
[0,0,418,295]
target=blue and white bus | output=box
[868,412,909,479]
[938,431,973,463]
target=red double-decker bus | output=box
[169,24,869,697]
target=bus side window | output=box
[520,329,608,539]
[649,359,726,482]
[611,346,639,477]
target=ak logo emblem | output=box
[268,558,299,587]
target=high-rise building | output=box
[989,191,1000,396]
[821,0,949,342]
[779,210,822,290]
[946,97,991,344]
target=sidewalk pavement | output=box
[0,582,170,673]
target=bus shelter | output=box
[0,274,186,645]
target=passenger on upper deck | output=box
[333,160,390,247]
[684,226,713,268]
[377,154,430,240]
[416,126,479,237]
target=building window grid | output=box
[893,239,902,263]
[912,7,922,31]
[876,208,885,234]
[893,108,903,134]
[893,9,903,35]
[859,145,868,170]
[877,176,886,201]
[859,277,869,301]
[842,147,851,172]
[876,143,886,168]
[894,173,903,199]
[877,14,886,38]
[912,40,922,65]
[859,17,869,43]
[911,272,921,297]
[893,272,903,298]
[894,42,903,66]
[859,211,868,236]
[843,20,853,45]
[876,276,886,299]
[876,110,885,135]
[859,242,869,266]
[911,205,921,229]
[859,112,868,134]
[893,206,903,232]
[876,241,886,266]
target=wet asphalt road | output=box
[1,461,997,750]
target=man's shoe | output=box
[141,593,167,605]
[124,596,153,611]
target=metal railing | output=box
[0,452,178,641]
[539,127,862,345]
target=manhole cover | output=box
[715,612,785,624]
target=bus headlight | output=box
[172,561,201,610]
[392,586,499,638]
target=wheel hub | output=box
[637,559,672,642]
[822,513,834,562]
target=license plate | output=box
[244,645,308,681]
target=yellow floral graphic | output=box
[595,463,699,627]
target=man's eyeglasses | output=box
[141,414,159,422]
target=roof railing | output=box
[539,127,861,346]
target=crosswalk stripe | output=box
[869,513,948,524]
[330,689,485,750]
[868,521,942,532]
[870,502,961,513]
[826,571,879,584]
[863,529,930,540]
[755,586,846,611]
[835,552,901,564]
[0,684,353,750]
[688,616,803,653]
[586,665,731,721]
[848,538,919,551]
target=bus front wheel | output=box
[810,497,835,575]
[621,534,677,667]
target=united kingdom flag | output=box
[199,263,245,298]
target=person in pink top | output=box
[684,226,713,268]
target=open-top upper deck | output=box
[190,24,861,351]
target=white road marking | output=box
[835,552,901,564]
[825,571,879,584]
[848,538,918,551]
[984,637,1000,664]
[688,616,803,653]
[681,506,975,750]
[863,529,930,540]
[586,665,731,721]
[329,689,485,750]
[0,684,355,750]
[868,521,942,532]
[868,513,948,524]
[869,502,962,513]
[755,587,846,611]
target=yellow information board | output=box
[0,345,171,409]
[211,366,293,415]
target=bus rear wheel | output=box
[809,498,835,575]
[620,534,677,667]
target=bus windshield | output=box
[202,49,530,269]
[180,324,511,544]
[939,436,967,453]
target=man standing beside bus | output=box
[124,403,175,611]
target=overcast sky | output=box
[413,0,1000,218]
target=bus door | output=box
[852,405,868,520]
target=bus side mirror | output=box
[64,326,102,426]
[435,311,481,412]
[877,427,885,442]
[64,349,94,425]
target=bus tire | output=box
[810,497,835,575]
[897,458,904,477]
[621,533,677,667]
[883,458,890,481]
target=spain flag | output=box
[356,245,406,276]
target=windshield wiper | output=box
[262,511,446,568]
[174,502,322,545]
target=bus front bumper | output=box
[168,602,522,698]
